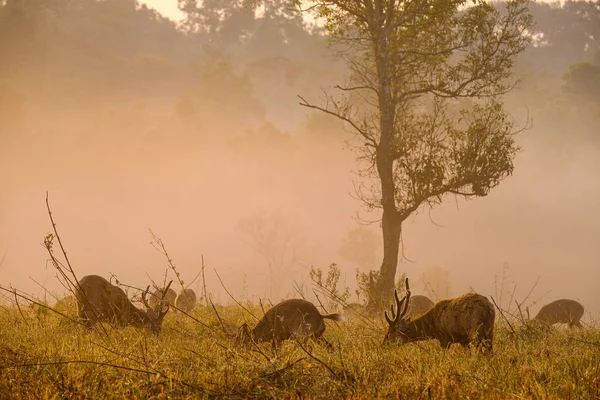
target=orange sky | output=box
[140,0,185,21]
[139,0,564,23]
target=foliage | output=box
[355,269,407,310]
[0,0,190,100]
[0,302,598,398]
[296,0,533,298]
[355,269,379,307]
[309,263,351,310]
[178,0,320,60]
[519,0,600,75]
[0,0,596,107]
[563,61,600,103]
[195,57,265,120]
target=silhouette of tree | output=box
[295,0,533,304]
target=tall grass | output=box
[0,301,598,399]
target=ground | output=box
[0,303,598,399]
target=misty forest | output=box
[0,0,599,398]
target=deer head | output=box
[383,278,412,344]
[141,280,173,335]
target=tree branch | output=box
[334,84,378,95]
[298,95,378,147]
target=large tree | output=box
[294,0,533,304]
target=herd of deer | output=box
[70,274,585,354]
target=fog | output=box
[1,0,598,320]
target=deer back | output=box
[534,299,584,324]
[407,295,434,317]
[424,293,495,345]
[76,275,126,325]
[251,299,330,342]
[175,289,197,313]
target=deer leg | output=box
[439,338,452,350]
[484,341,493,355]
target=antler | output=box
[385,289,404,325]
[141,285,152,309]
[384,295,396,325]
[161,280,173,299]
[399,278,411,319]
[384,278,412,326]
[157,280,173,318]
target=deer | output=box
[175,288,197,313]
[147,286,177,309]
[531,299,584,329]
[383,278,495,354]
[235,298,345,351]
[406,294,434,318]
[75,275,173,335]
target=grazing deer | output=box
[75,275,172,335]
[532,299,584,329]
[406,295,434,318]
[235,299,345,350]
[383,279,495,353]
[147,286,177,309]
[175,288,197,313]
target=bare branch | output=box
[298,95,378,147]
[334,84,378,95]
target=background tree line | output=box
[1,1,598,111]
[0,0,599,304]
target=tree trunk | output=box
[369,5,402,310]
[378,207,402,300]
[370,139,401,309]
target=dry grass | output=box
[0,301,598,399]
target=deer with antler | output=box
[75,275,173,335]
[383,278,495,353]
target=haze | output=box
[140,0,185,21]
[0,0,598,319]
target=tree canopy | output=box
[295,0,533,301]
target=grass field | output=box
[0,300,598,399]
